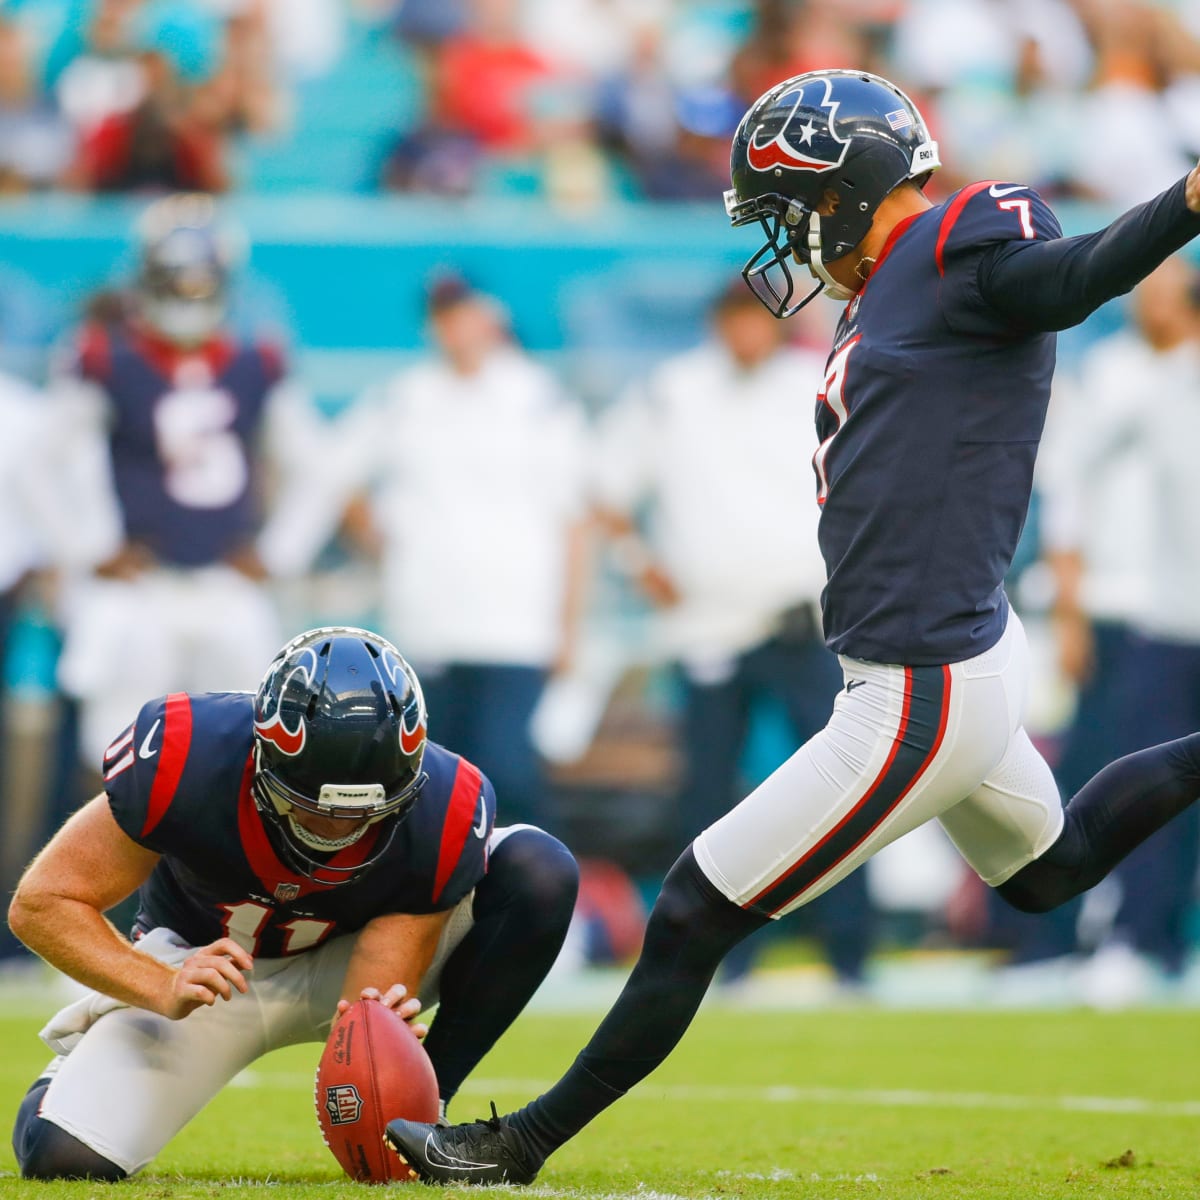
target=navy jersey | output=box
[74,322,283,567]
[100,692,494,958]
[815,182,1062,665]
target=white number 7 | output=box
[997,197,1034,239]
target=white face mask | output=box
[806,213,858,303]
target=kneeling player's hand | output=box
[164,937,254,1019]
[337,985,428,1039]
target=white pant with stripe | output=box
[695,611,1064,917]
[30,829,536,1175]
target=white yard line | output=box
[241,1071,1200,1118]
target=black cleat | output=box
[384,1102,542,1186]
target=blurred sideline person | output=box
[311,277,591,831]
[0,366,52,962]
[593,280,870,988]
[386,69,1200,1184]
[34,194,326,772]
[1040,257,1200,1000]
[7,626,578,1180]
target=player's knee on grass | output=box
[485,826,579,937]
[13,1078,127,1181]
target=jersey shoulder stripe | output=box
[142,692,194,839]
[431,756,484,905]
[935,181,995,277]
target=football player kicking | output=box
[385,69,1200,1184]
[7,626,578,1180]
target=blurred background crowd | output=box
[4,0,1200,204]
[3,0,1200,1009]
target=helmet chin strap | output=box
[806,213,858,303]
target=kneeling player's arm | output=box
[339,910,452,1014]
[979,175,1200,332]
[8,795,178,1012]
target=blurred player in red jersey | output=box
[8,626,577,1179]
[386,69,1200,1184]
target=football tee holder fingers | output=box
[383,1104,542,1186]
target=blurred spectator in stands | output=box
[192,3,282,136]
[1070,0,1196,207]
[729,0,870,105]
[1034,256,1200,1004]
[32,193,326,772]
[381,119,482,195]
[594,19,677,172]
[321,275,591,831]
[261,0,346,82]
[383,0,551,194]
[591,281,873,990]
[389,0,469,50]
[385,0,618,205]
[63,49,229,192]
[522,0,667,79]
[888,0,1094,198]
[0,364,51,964]
[630,84,739,202]
[593,18,738,204]
[0,15,74,192]
[429,0,553,155]
[531,76,618,211]
[49,0,160,134]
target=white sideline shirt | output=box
[342,347,588,666]
[0,370,49,592]
[593,341,828,661]
[1045,330,1200,642]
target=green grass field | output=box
[0,999,1197,1200]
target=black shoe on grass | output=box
[385,1102,542,1186]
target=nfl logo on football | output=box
[325,1084,363,1126]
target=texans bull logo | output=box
[381,649,426,757]
[746,78,850,175]
[254,646,319,756]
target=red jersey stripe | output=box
[432,758,483,905]
[747,669,917,911]
[769,663,953,914]
[935,181,997,277]
[142,693,193,839]
[236,753,383,898]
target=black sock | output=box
[422,827,578,1105]
[998,732,1200,913]
[510,846,766,1160]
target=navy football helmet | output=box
[134,193,238,345]
[725,70,940,316]
[252,626,428,885]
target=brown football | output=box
[314,997,439,1183]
